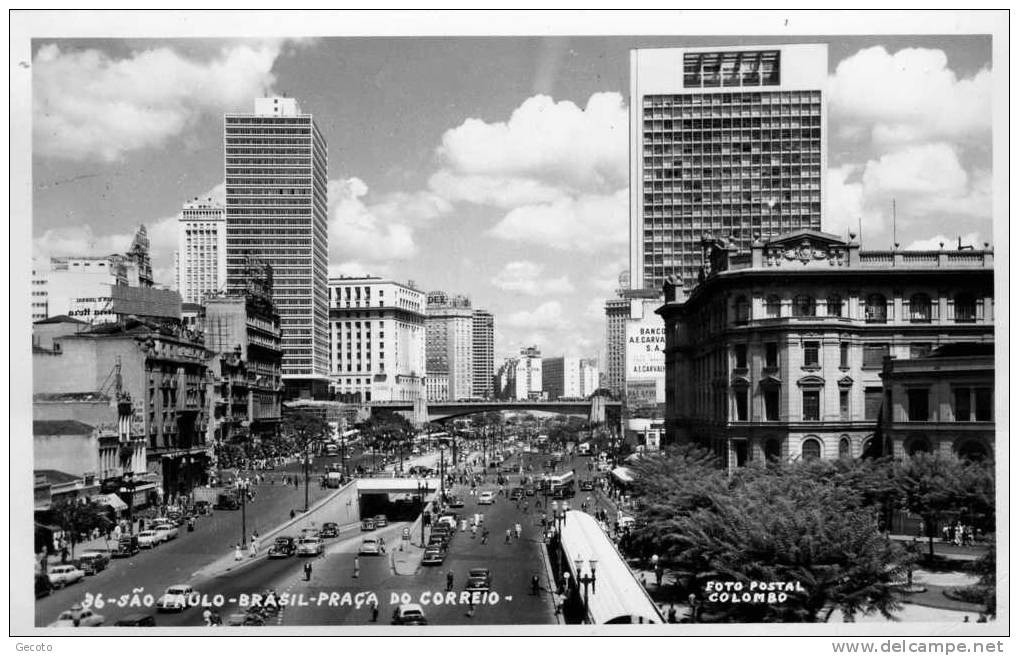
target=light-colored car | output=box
[47,564,85,588]
[359,537,381,555]
[49,605,104,627]
[391,603,427,625]
[478,491,496,505]
[373,514,388,527]
[137,530,161,548]
[296,537,323,557]
[156,584,195,612]
[153,523,179,541]
[617,514,637,530]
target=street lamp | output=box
[235,477,250,547]
[573,555,598,623]
[303,446,313,512]
[417,480,427,546]
[118,473,136,535]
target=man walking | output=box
[446,570,454,592]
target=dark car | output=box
[525,486,536,496]
[76,551,111,575]
[427,536,449,551]
[465,567,492,592]
[447,496,464,508]
[509,487,524,500]
[320,522,339,538]
[112,535,139,558]
[35,573,53,599]
[430,527,453,544]
[268,536,297,559]
[579,480,595,491]
[421,547,446,566]
[213,493,240,510]
[193,501,212,516]
[114,613,156,627]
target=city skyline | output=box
[30,34,992,364]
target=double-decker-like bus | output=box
[541,471,576,499]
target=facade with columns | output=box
[658,229,994,470]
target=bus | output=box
[541,471,576,499]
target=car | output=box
[359,537,381,555]
[112,535,139,557]
[360,518,376,531]
[430,524,453,539]
[525,486,536,497]
[320,522,339,538]
[296,537,324,557]
[268,536,297,558]
[137,530,161,548]
[447,496,464,508]
[391,603,428,625]
[113,613,156,626]
[153,523,179,541]
[421,547,446,566]
[226,612,263,626]
[35,573,53,599]
[579,480,595,491]
[427,536,449,552]
[436,515,457,531]
[49,606,104,627]
[478,491,495,505]
[156,584,195,612]
[47,564,85,588]
[373,514,388,527]
[76,550,111,575]
[509,487,524,500]
[617,515,637,531]
[193,500,212,516]
[213,494,240,510]
[465,567,492,592]
[300,527,322,540]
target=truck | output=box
[326,471,343,488]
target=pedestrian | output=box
[61,545,69,564]
[531,574,540,595]
[304,560,313,581]
[353,555,360,578]
[505,528,512,544]
[466,599,475,618]
[514,523,522,539]
[249,541,257,559]
[370,599,379,623]
[667,604,677,624]
[471,524,477,539]
[235,544,243,561]
[380,537,386,554]
[290,509,296,520]
[446,570,454,591]
[481,528,489,545]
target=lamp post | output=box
[303,447,312,512]
[236,477,250,547]
[439,446,446,503]
[119,473,136,534]
[417,480,426,546]
[573,556,598,623]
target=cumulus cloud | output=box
[489,189,628,253]
[829,46,991,146]
[327,178,418,265]
[502,301,570,330]
[328,261,392,279]
[491,261,574,296]
[34,42,282,161]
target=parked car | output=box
[156,584,195,612]
[193,500,212,516]
[296,537,324,557]
[358,537,381,555]
[391,603,427,625]
[421,547,446,566]
[478,491,496,505]
[213,493,240,510]
[579,480,595,491]
[360,518,376,531]
[268,536,297,559]
[447,496,464,508]
[49,605,104,627]
[153,523,179,542]
[320,522,339,538]
[35,573,53,599]
[137,530,161,549]
[465,567,492,592]
[75,550,111,575]
[113,613,156,626]
[427,536,449,552]
[300,528,322,540]
[373,514,388,528]
[112,535,139,557]
[47,564,85,588]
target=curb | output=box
[538,535,561,624]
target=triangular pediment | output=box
[837,375,855,387]
[765,229,847,248]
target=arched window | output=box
[956,440,989,462]
[865,294,887,323]
[839,436,852,458]
[734,295,750,325]
[910,293,932,323]
[801,437,822,461]
[827,294,844,317]
[764,439,781,461]
[793,294,816,317]
[954,294,977,323]
[765,295,781,319]
[906,436,932,456]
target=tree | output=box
[357,410,414,471]
[284,410,331,510]
[47,499,113,558]
[893,453,995,560]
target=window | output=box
[862,343,889,368]
[764,439,781,461]
[827,294,844,317]
[864,387,883,420]
[839,342,850,368]
[734,295,750,324]
[974,388,993,421]
[734,388,748,421]
[793,294,815,317]
[734,344,748,369]
[802,390,820,421]
[839,436,851,458]
[801,438,822,460]
[765,295,781,319]
[764,387,780,420]
[803,341,820,367]
[906,437,931,455]
[840,390,850,420]
[765,342,778,368]
[909,294,932,323]
[907,388,930,421]
[954,388,971,421]
[865,294,887,323]
[954,294,977,323]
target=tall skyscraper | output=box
[224,97,329,392]
[425,291,474,401]
[176,198,226,304]
[629,44,827,292]
[472,309,495,399]
[513,346,543,400]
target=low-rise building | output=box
[658,230,994,469]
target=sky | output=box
[29,32,994,364]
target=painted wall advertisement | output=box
[625,313,665,404]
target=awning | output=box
[92,493,128,512]
[610,467,634,484]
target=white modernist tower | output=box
[224,97,330,379]
[176,198,227,304]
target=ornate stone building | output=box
[658,230,994,469]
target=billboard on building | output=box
[624,299,665,403]
[66,285,182,324]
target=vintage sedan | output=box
[156,584,196,612]
[137,530,161,549]
[47,564,85,588]
[358,537,381,555]
[49,605,104,627]
[296,537,324,557]
[153,523,179,542]
[268,536,297,559]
